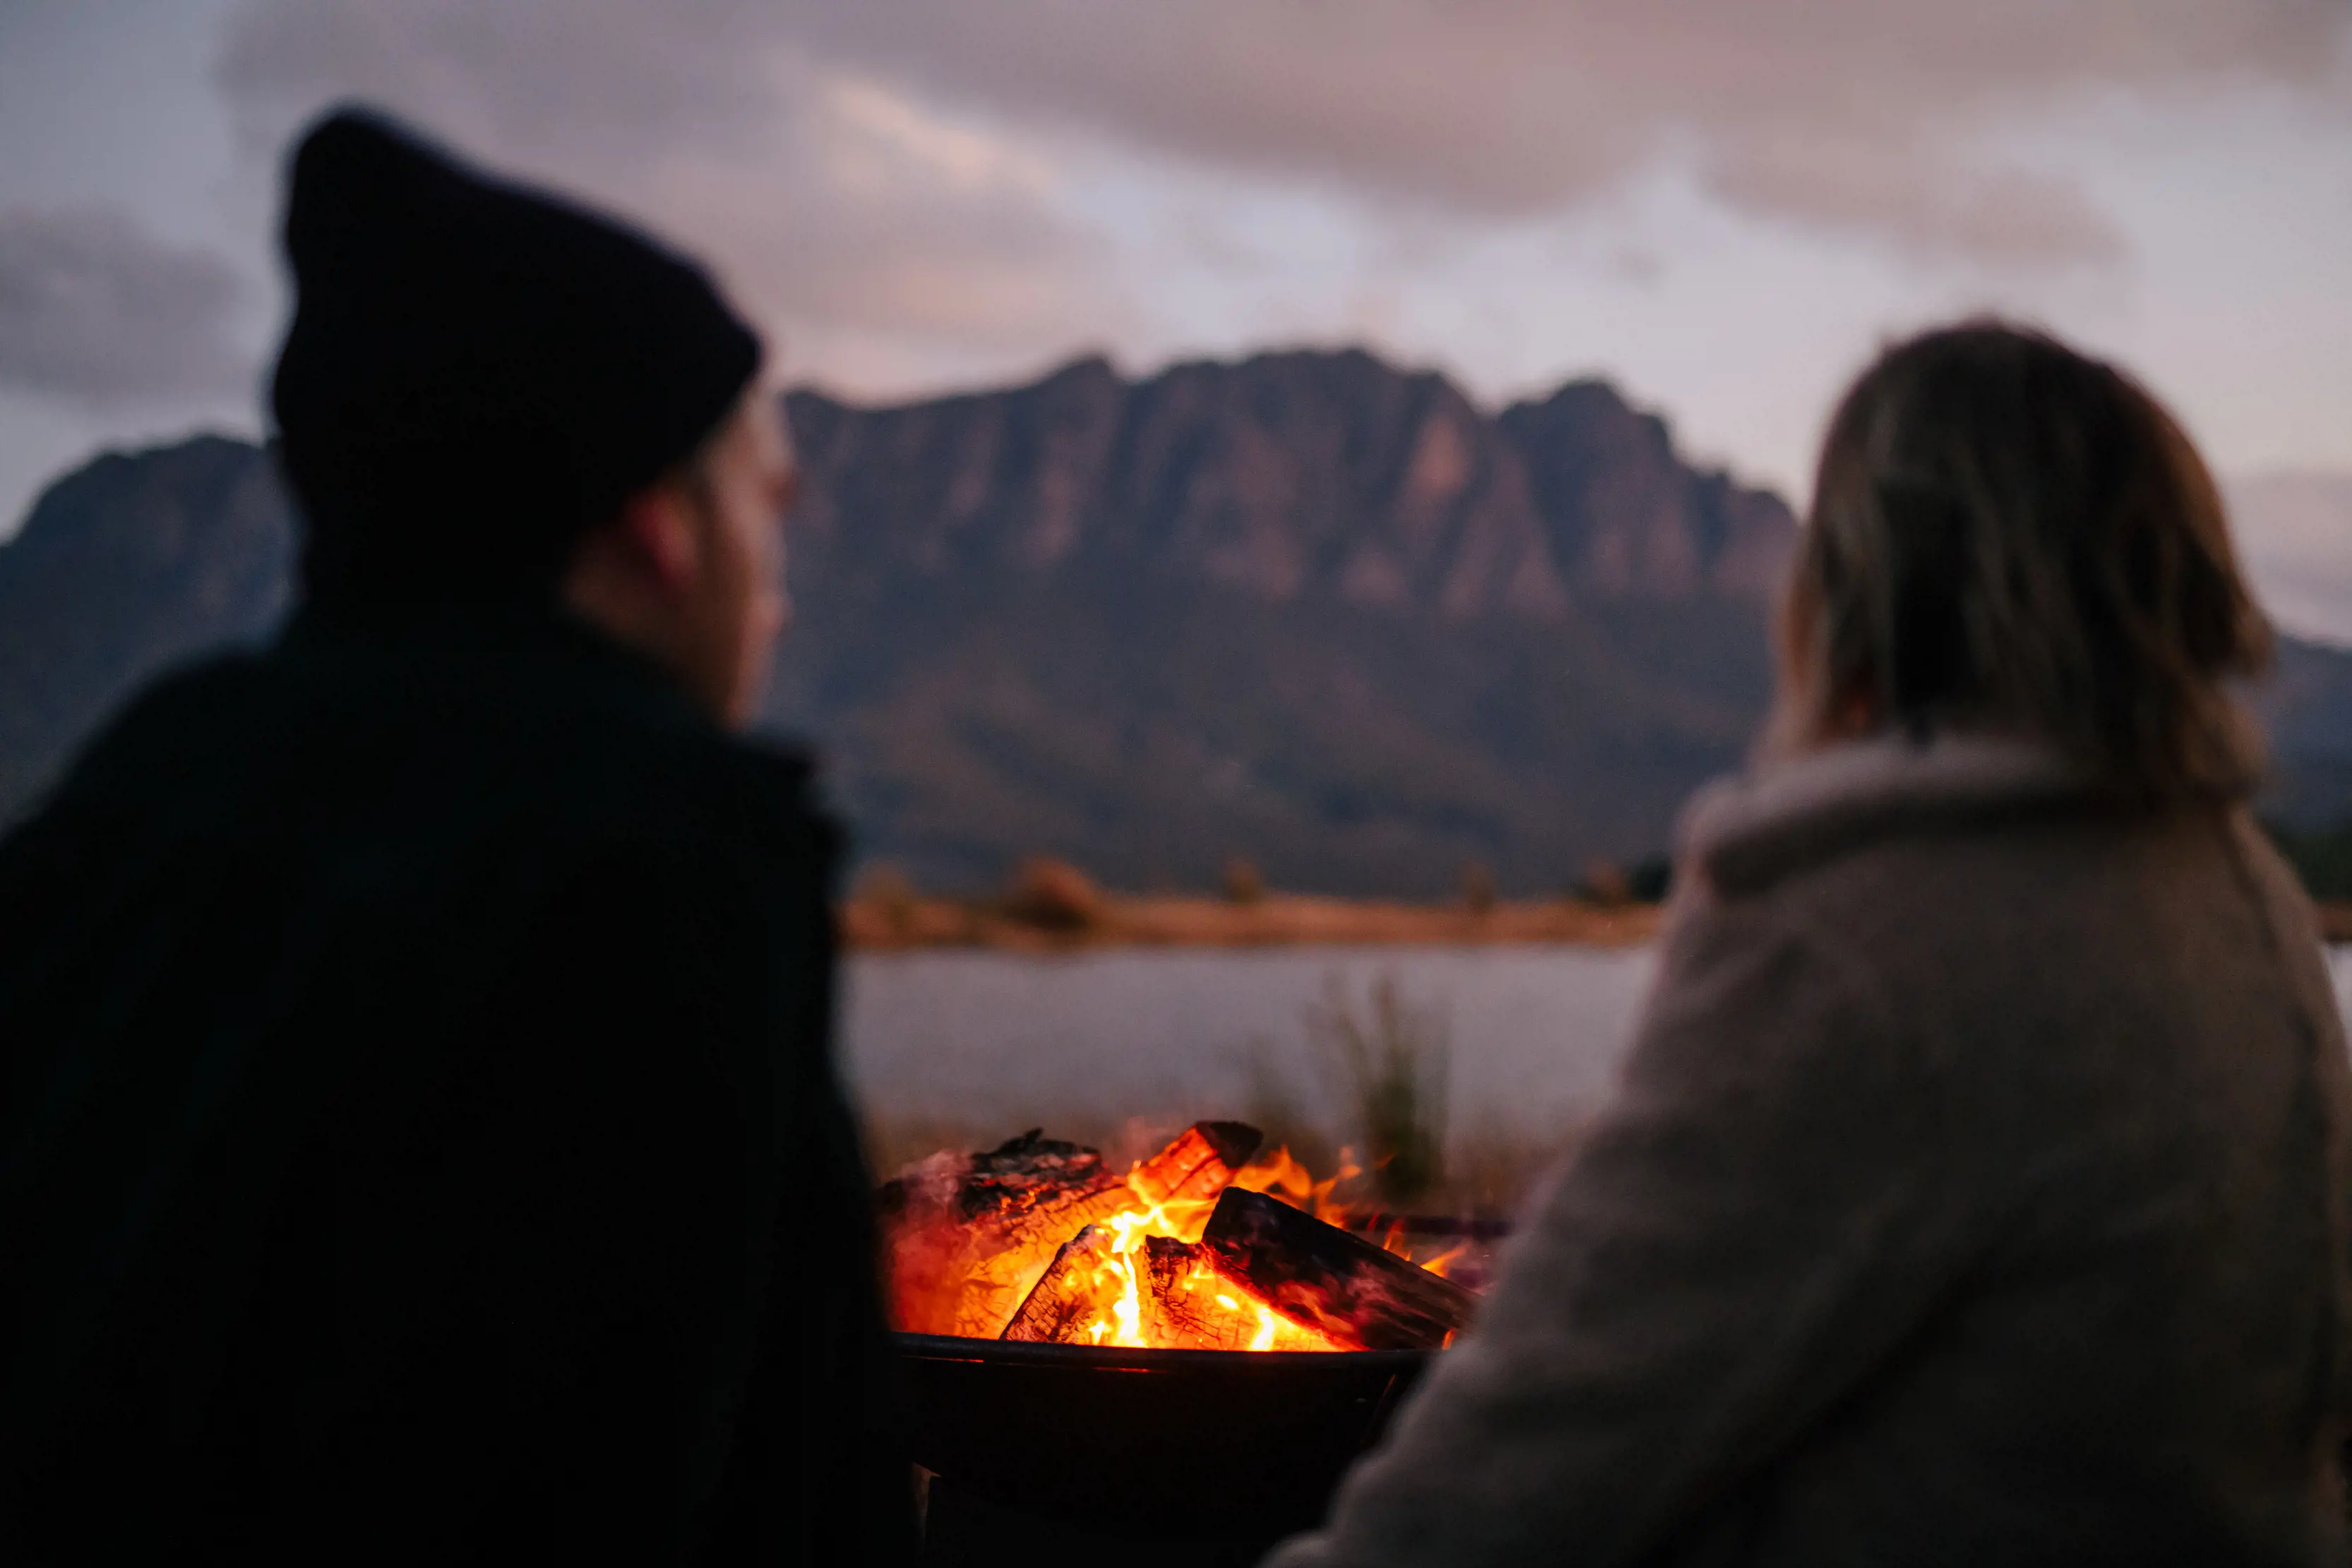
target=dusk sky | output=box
[4,1,2349,638]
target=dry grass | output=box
[837,890,1662,950]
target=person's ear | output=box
[615,483,702,592]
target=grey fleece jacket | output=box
[1270,736,2352,1567]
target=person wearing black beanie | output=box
[0,107,917,1565]
[275,105,764,607]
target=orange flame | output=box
[1230,1144,1361,1226]
[1075,1165,1322,1349]
[1416,1241,1467,1279]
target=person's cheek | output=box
[736,501,787,654]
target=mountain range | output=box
[4,347,2348,896]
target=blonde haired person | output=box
[1272,322,2351,1567]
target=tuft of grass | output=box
[1304,971,1450,1208]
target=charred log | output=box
[1001,1225,1121,1344]
[878,1129,1126,1229]
[1200,1188,1475,1351]
[880,1131,1133,1337]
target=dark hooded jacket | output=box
[0,597,917,1565]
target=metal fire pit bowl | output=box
[896,1331,1432,1553]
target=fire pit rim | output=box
[893,1329,1433,1371]
[894,1329,1438,1542]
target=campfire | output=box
[880,1121,1479,1353]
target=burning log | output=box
[878,1128,1123,1229]
[1000,1223,1122,1344]
[1131,1120,1261,1206]
[1140,1235,1249,1351]
[1001,1228,1352,1353]
[881,1122,1262,1339]
[1140,1236,1351,1353]
[880,1130,1131,1337]
[1200,1188,1476,1351]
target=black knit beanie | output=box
[271,104,762,606]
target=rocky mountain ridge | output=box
[3,347,2347,895]
[781,349,1795,614]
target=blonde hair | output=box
[1772,321,2269,798]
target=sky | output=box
[3,0,2350,638]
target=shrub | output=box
[1577,858,1632,907]
[854,862,920,933]
[1002,856,1106,930]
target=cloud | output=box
[0,205,246,407]
[784,0,2349,264]
[215,0,1135,396]
[208,0,2352,394]
[215,0,2352,324]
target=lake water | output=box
[842,943,2352,1156]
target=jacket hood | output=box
[1677,734,2163,897]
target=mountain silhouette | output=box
[4,348,2347,894]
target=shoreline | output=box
[840,892,1664,952]
[839,896,2352,952]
